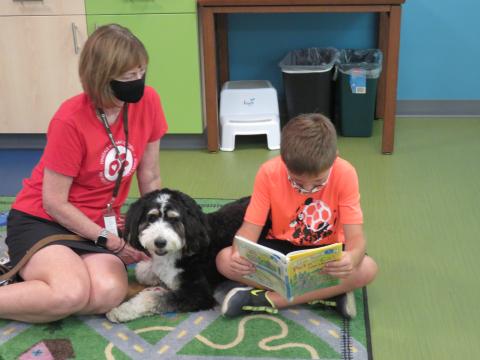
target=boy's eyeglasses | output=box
[287,168,331,194]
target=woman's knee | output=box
[87,274,128,314]
[49,281,91,317]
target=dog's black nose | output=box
[154,239,167,248]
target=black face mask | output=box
[110,74,146,103]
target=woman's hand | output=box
[106,234,149,265]
[229,246,255,277]
[323,251,355,279]
[116,243,149,265]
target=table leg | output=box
[382,5,401,154]
[376,11,389,120]
[200,7,220,152]
[217,14,230,87]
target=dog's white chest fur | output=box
[136,253,183,291]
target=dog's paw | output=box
[105,307,123,323]
[105,287,167,323]
[105,303,143,323]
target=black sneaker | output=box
[221,287,277,318]
[335,291,357,319]
[309,291,357,320]
[0,262,12,287]
[0,279,11,287]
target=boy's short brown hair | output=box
[280,113,337,175]
[79,24,148,109]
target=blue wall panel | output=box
[227,0,479,101]
[228,13,376,99]
[398,0,478,99]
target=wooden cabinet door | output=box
[87,14,203,134]
[0,0,84,16]
[0,15,87,133]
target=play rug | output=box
[0,198,373,360]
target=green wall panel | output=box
[87,14,203,134]
[85,0,196,14]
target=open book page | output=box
[286,242,343,299]
[286,242,342,261]
[234,236,289,299]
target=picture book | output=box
[234,235,343,301]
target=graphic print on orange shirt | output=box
[288,197,337,245]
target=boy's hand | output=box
[229,246,255,276]
[324,251,354,279]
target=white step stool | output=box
[219,80,281,151]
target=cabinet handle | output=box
[12,0,44,2]
[71,22,80,55]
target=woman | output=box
[0,24,168,323]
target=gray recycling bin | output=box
[336,49,383,137]
[279,47,339,120]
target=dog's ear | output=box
[124,196,147,249]
[176,192,210,256]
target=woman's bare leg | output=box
[0,245,91,323]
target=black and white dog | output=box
[106,188,250,323]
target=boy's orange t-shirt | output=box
[244,156,363,246]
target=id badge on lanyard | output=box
[104,203,119,236]
[98,104,129,236]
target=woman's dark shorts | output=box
[6,209,113,268]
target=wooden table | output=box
[198,0,405,154]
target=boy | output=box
[216,113,377,319]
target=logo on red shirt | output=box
[101,144,134,183]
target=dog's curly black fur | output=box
[106,188,252,323]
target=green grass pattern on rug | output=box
[0,197,372,360]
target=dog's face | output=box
[124,189,210,257]
[135,192,184,256]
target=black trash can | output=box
[336,49,383,137]
[279,47,339,120]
